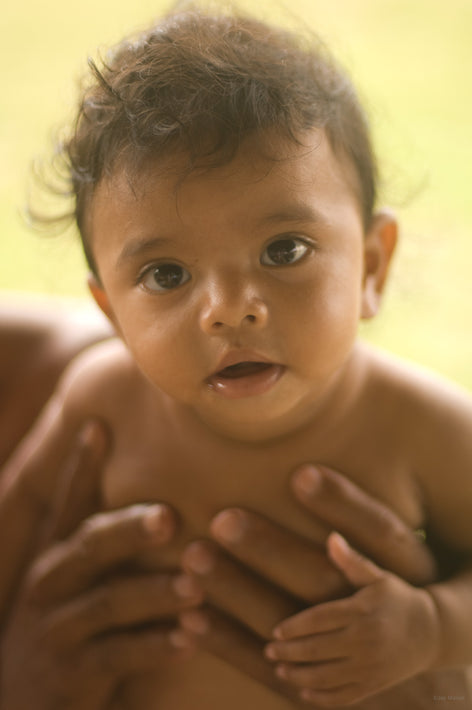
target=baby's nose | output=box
[199,277,268,334]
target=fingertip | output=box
[172,572,205,602]
[179,609,210,636]
[264,642,279,660]
[327,531,349,552]
[210,508,247,544]
[141,503,176,543]
[292,464,322,498]
[272,624,285,640]
[78,419,109,455]
[300,687,315,703]
[275,663,289,680]
[326,531,352,565]
[328,532,384,586]
[181,540,216,575]
[168,629,198,661]
[169,628,197,651]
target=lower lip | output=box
[206,364,286,399]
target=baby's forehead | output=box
[96,127,353,204]
[88,128,363,250]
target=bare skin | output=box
[41,337,471,710]
[0,409,444,710]
[4,130,472,708]
[0,296,112,467]
[0,299,443,709]
[0,303,202,708]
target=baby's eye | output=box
[261,237,310,266]
[140,263,191,292]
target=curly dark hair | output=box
[39,6,378,274]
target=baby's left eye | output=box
[261,237,310,266]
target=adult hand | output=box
[180,464,437,700]
[0,421,201,710]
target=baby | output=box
[22,6,472,709]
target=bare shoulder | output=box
[361,342,472,422]
[360,342,472,548]
[55,338,148,425]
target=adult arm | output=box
[0,295,112,466]
[0,421,200,710]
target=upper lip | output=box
[210,349,277,377]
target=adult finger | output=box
[210,509,350,603]
[0,398,91,619]
[291,464,437,585]
[181,539,300,638]
[40,571,203,649]
[47,419,108,541]
[86,623,197,677]
[0,617,195,710]
[179,606,304,706]
[28,503,178,604]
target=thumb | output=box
[327,532,385,588]
[47,419,109,541]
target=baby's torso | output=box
[101,369,425,566]
[65,340,471,709]
[101,408,472,710]
[95,352,430,709]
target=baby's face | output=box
[88,129,373,440]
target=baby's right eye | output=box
[140,263,191,292]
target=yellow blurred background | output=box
[1,0,472,386]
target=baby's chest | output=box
[102,421,426,565]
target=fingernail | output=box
[293,465,321,496]
[173,573,203,600]
[300,688,314,701]
[180,609,209,635]
[211,509,246,544]
[329,531,350,552]
[169,629,194,649]
[78,420,99,448]
[141,504,173,542]
[264,643,278,660]
[275,664,288,679]
[182,542,215,575]
[272,625,285,640]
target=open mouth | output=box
[206,360,285,398]
[216,361,273,379]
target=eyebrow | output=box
[115,205,321,267]
[116,236,173,267]
[256,204,321,226]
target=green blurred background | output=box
[1,0,471,387]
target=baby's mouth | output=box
[215,361,273,379]
[206,360,285,398]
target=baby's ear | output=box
[87,273,119,330]
[361,210,398,319]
